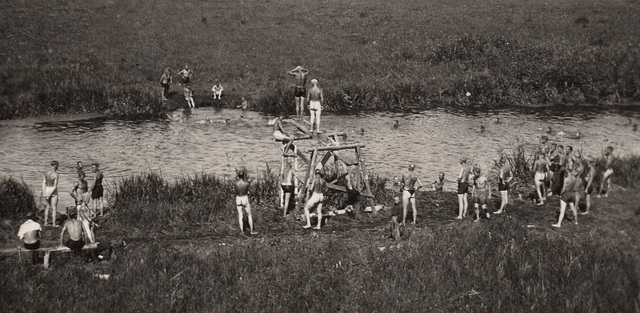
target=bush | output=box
[0,178,36,219]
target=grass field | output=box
[1,158,640,312]
[1,0,639,118]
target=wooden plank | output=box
[284,119,311,135]
[356,146,377,215]
[326,182,375,198]
[307,144,365,152]
[299,149,317,209]
[0,242,100,254]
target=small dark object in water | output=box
[546,126,553,134]
[360,127,365,135]
[633,124,638,131]
[201,17,207,25]
[393,120,399,129]
[480,125,485,132]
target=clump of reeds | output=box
[0,178,36,219]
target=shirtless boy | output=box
[306,79,324,133]
[598,146,615,198]
[272,115,292,142]
[569,151,585,211]
[160,67,172,101]
[471,167,491,221]
[211,82,223,100]
[70,172,89,206]
[18,216,42,264]
[90,163,104,216]
[533,153,549,205]
[456,158,472,219]
[287,66,309,121]
[60,208,86,251]
[495,156,513,215]
[433,172,445,192]
[303,168,327,230]
[281,161,295,216]
[42,161,59,226]
[235,169,257,235]
[389,196,402,240]
[552,170,579,228]
[178,65,193,85]
[400,164,423,226]
[582,157,596,215]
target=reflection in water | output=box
[1,106,639,210]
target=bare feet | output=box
[313,226,321,230]
[537,201,544,206]
[551,223,561,228]
[455,216,463,220]
[250,231,258,235]
[474,218,480,223]
[580,211,590,215]
[494,210,503,215]
[302,225,311,229]
[485,212,491,219]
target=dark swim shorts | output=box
[561,191,575,204]
[294,86,305,97]
[91,185,103,199]
[281,184,295,193]
[24,241,40,250]
[65,239,85,251]
[498,182,509,191]
[457,182,469,195]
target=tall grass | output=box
[2,0,639,119]
[0,178,36,219]
[1,218,638,312]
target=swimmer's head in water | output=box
[77,161,83,167]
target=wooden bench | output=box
[0,242,99,268]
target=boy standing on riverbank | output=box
[90,163,104,216]
[287,66,309,121]
[42,161,59,227]
[598,146,615,198]
[533,153,549,205]
[390,195,402,240]
[400,164,423,226]
[235,169,257,235]
[472,167,491,222]
[456,158,471,219]
[495,156,512,215]
[552,170,579,228]
[303,168,326,230]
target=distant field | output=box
[1,0,639,118]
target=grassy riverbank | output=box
[1,172,639,312]
[2,0,639,119]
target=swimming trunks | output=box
[24,240,40,250]
[474,189,489,205]
[44,186,58,199]
[457,182,469,195]
[604,168,614,176]
[65,239,85,251]
[281,184,295,193]
[402,189,415,200]
[91,185,103,199]
[236,195,249,207]
[498,178,509,191]
[294,86,305,97]
[309,100,321,111]
[391,203,402,217]
[561,190,575,203]
[535,172,546,182]
[306,192,324,209]
[273,130,291,141]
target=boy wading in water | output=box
[287,66,309,121]
[306,79,324,133]
[235,169,257,235]
[456,158,472,219]
[598,146,615,198]
[400,164,423,226]
[471,167,491,222]
[42,161,59,227]
[303,168,326,230]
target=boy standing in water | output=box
[598,146,615,198]
[42,161,59,227]
[235,168,257,235]
[456,158,472,219]
[400,164,423,226]
[472,167,491,221]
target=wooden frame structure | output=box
[276,119,376,213]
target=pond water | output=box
[1,106,639,209]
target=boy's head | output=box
[606,146,614,153]
[393,196,401,204]
[460,157,468,165]
[50,160,59,169]
[237,168,247,179]
[408,164,415,171]
[439,172,445,179]
[473,167,481,176]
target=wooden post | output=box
[356,146,377,215]
[299,149,317,209]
